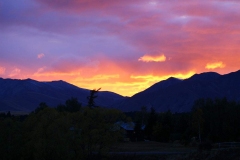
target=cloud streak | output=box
[205,61,226,69]
[1,0,240,96]
[138,54,166,62]
[9,68,21,78]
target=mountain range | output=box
[1,70,240,113]
[0,78,124,113]
[114,70,240,112]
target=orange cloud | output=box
[138,54,166,62]
[0,67,6,75]
[205,61,226,69]
[37,53,45,59]
[29,55,197,96]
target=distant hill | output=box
[0,78,125,112]
[1,70,240,113]
[113,70,240,112]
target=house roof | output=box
[116,121,145,131]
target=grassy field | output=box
[108,142,240,160]
[110,141,196,153]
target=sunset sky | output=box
[1,0,240,96]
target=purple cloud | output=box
[1,0,240,96]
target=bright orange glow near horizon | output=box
[1,60,240,96]
[30,70,196,96]
[1,0,240,96]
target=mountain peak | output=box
[188,72,221,82]
[115,70,240,112]
[166,77,182,81]
[23,78,37,82]
[132,76,182,97]
[0,78,125,112]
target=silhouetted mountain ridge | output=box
[113,70,240,112]
[187,72,221,82]
[0,78,125,112]
[138,77,182,95]
[1,70,240,113]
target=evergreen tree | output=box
[87,88,101,108]
[65,97,81,112]
[144,107,157,140]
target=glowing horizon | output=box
[1,0,240,96]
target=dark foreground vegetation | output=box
[0,105,124,160]
[1,96,240,159]
[126,97,240,144]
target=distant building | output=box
[116,121,145,141]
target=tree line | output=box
[0,89,126,160]
[131,97,240,144]
[0,103,125,160]
[1,96,240,159]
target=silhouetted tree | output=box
[65,97,81,112]
[56,98,81,112]
[144,107,157,140]
[134,121,144,141]
[22,107,71,160]
[192,107,204,143]
[189,97,240,143]
[34,102,49,114]
[0,117,22,159]
[56,104,66,112]
[87,88,101,108]
[141,106,147,126]
[6,111,11,117]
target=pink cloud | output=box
[0,67,6,75]
[1,0,240,96]
[9,68,21,77]
[37,53,45,59]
